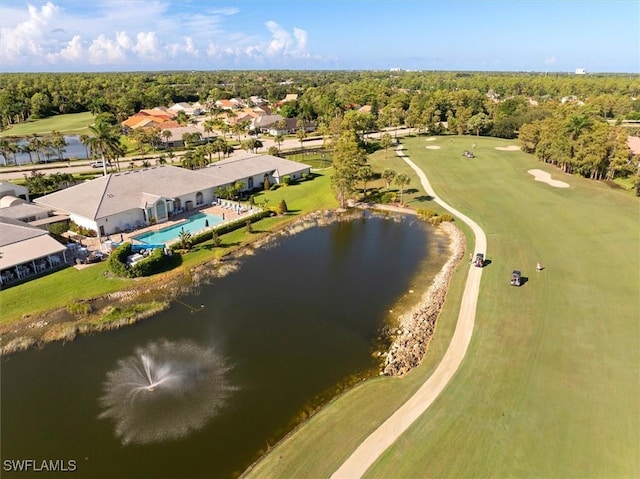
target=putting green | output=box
[244,136,639,479]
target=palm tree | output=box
[177,227,192,250]
[79,133,91,160]
[86,122,122,176]
[274,134,284,152]
[395,173,411,205]
[565,115,592,140]
[382,168,397,190]
[203,119,216,143]
[161,129,172,149]
[20,143,34,164]
[357,165,374,199]
[29,134,44,163]
[51,130,67,161]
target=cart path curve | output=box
[331,145,487,478]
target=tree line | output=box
[1,70,638,127]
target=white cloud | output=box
[0,2,316,69]
[0,1,59,62]
[545,56,557,65]
[133,31,162,60]
[52,35,84,62]
[88,34,128,64]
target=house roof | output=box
[0,203,51,220]
[252,114,285,129]
[0,182,29,197]
[32,155,311,225]
[199,153,310,184]
[0,217,67,269]
[34,166,220,220]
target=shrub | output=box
[278,199,288,214]
[66,299,92,317]
[380,192,396,204]
[263,177,271,190]
[69,221,97,237]
[429,214,454,225]
[270,183,280,190]
[48,221,70,235]
[130,248,179,277]
[417,208,437,221]
[282,175,291,186]
[107,242,133,277]
[301,172,311,181]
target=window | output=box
[196,192,204,205]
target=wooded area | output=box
[1,70,639,192]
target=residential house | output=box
[199,153,311,192]
[169,102,202,116]
[34,166,221,238]
[33,154,312,239]
[0,216,69,288]
[0,181,30,201]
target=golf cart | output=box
[510,270,522,286]
[474,253,484,268]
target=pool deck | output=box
[77,202,259,257]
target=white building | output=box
[34,155,311,238]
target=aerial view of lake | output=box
[0,212,450,478]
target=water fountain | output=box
[99,339,235,445]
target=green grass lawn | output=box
[0,112,95,137]
[245,135,640,478]
[0,171,337,325]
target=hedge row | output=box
[171,210,273,251]
[107,242,179,278]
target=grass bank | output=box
[0,112,95,137]
[244,135,639,478]
[0,171,338,346]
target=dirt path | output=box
[331,145,487,478]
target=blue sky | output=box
[1,0,638,73]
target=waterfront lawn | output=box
[1,171,337,325]
[0,263,129,325]
[0,112,95,137]
[244,135,640,478]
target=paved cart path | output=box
[331,145,487,478]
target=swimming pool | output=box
[133,213,223,244]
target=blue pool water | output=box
[134,213,223,244]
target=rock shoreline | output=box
[383,221,466,376]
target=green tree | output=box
[380,133,393,159]
[395,173,411,205]
[356,165,374,199]
[382,168,397,190]
[86,122,122,175]
[331,131,365,208]
[177,227,192,250]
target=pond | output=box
[3,135,90,165]
[0,212,450,478]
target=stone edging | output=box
[383,221,466,376]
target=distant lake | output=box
[2,135,90,165]
[0,212,450,478]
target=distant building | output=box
[575,68,587,75]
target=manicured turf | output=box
[244,136,639,478]
[0,112,95,137]
[0,171,337,325]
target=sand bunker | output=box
[425,137,437,141]
[425,145,441,150]
[495,145,520,151]
[528,169,570,188]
